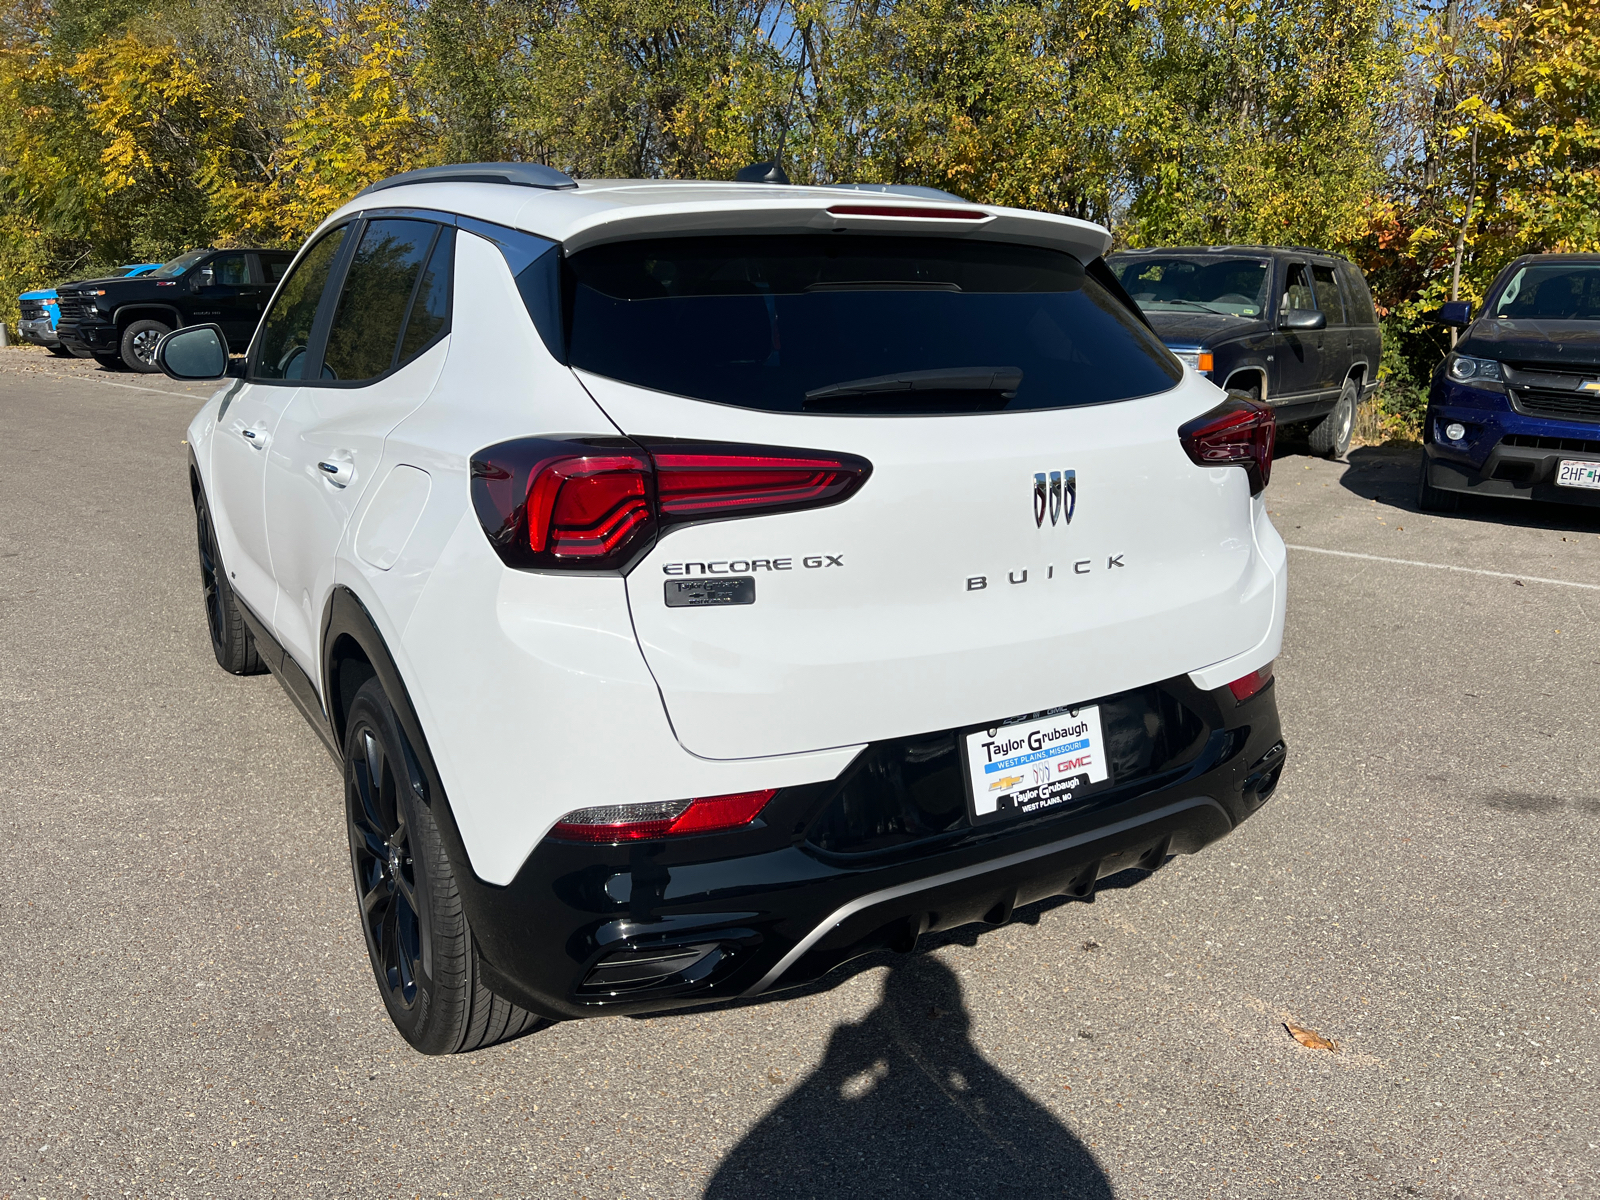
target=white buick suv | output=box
[161,162,1288,1054]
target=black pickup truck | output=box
[1108,245,1383,459]
[54,247,294,373]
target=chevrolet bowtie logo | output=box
[1580,379,1600,394]
[1033,470,1077,528]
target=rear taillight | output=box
[471,437,871,573]
[1227,662,1274,703]
[653,447,866,519]
[1178,397,1276,495]
[549,789,778,843]
[524,453,653,556]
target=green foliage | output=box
[0,0,1596,418]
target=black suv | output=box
[55,247,294,373]
[1108,246,1382,459]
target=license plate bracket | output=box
[962,705,1112,825]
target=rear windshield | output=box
[565,236,1180,415]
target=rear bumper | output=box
[1425,378,1600,506]
[456,679,1285,1021]
[18,318,59,347]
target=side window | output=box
[397,226,454,366]
[1311,265,1345,324]
[261,255,292,285]
[1338,264,1377,326]
[321,219,441,383]
[254,228,349,382]
[197,253,249,288]
[1282,264,1315,313]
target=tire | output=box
[92,353,122,369]
[194,489,266,675]
[344,678,541,1055]
[119,318,171,373]
[1416,450,1461,513]
[47,344,73,357]
[1308,379,1357,459]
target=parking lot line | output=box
[1287,542,1600,591]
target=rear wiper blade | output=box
[804,366,1023,406]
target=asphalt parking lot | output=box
[3,346,1597,1199]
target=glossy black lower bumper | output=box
[455,678,1285,1022]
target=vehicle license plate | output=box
[964,706,1110,824]
[1556,460,1600,490]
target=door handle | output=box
[240,426,267,449]
[317,456,356,488]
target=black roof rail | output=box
[358,162,577,197]
[1111,243,1350,262]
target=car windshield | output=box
[147,249,212,279]
[565,235,1181,415]
[1491,263,1600,321]
[1109,255,1271,317]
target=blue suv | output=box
[1420,254,1600,511]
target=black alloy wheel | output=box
[341,679,542,1054]
[120,318,171,374]
[347,718,426,1013]
[194,491,265,674]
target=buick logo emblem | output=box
[1033,470,1076,528]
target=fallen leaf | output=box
[1285,1021,1338,1052]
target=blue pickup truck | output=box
[17,263,162,354]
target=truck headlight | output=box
[1447,354,1502,383]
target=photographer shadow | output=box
[705,952,1113,1199]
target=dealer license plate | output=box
[964,706,1110,824]
[1556,460,1600,490]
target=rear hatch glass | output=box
[566,235,1180,415]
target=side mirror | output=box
[1428,300,1473,326]
[155,324,229,381]
[1281,308,1327,332]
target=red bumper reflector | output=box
[550,789,778,843]
[1227,663,1274,703]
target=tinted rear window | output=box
[565,236,1180,414]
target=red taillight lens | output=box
[653,450,867,519]
[1227,662,1274,703]
[525,454,653,557]
[471,437,872,573]
[549,789,777,843]
[1178,397,1276,495]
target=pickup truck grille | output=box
[19,299,50,321]
[1504,361,1600,423]
[55,295,91,321]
